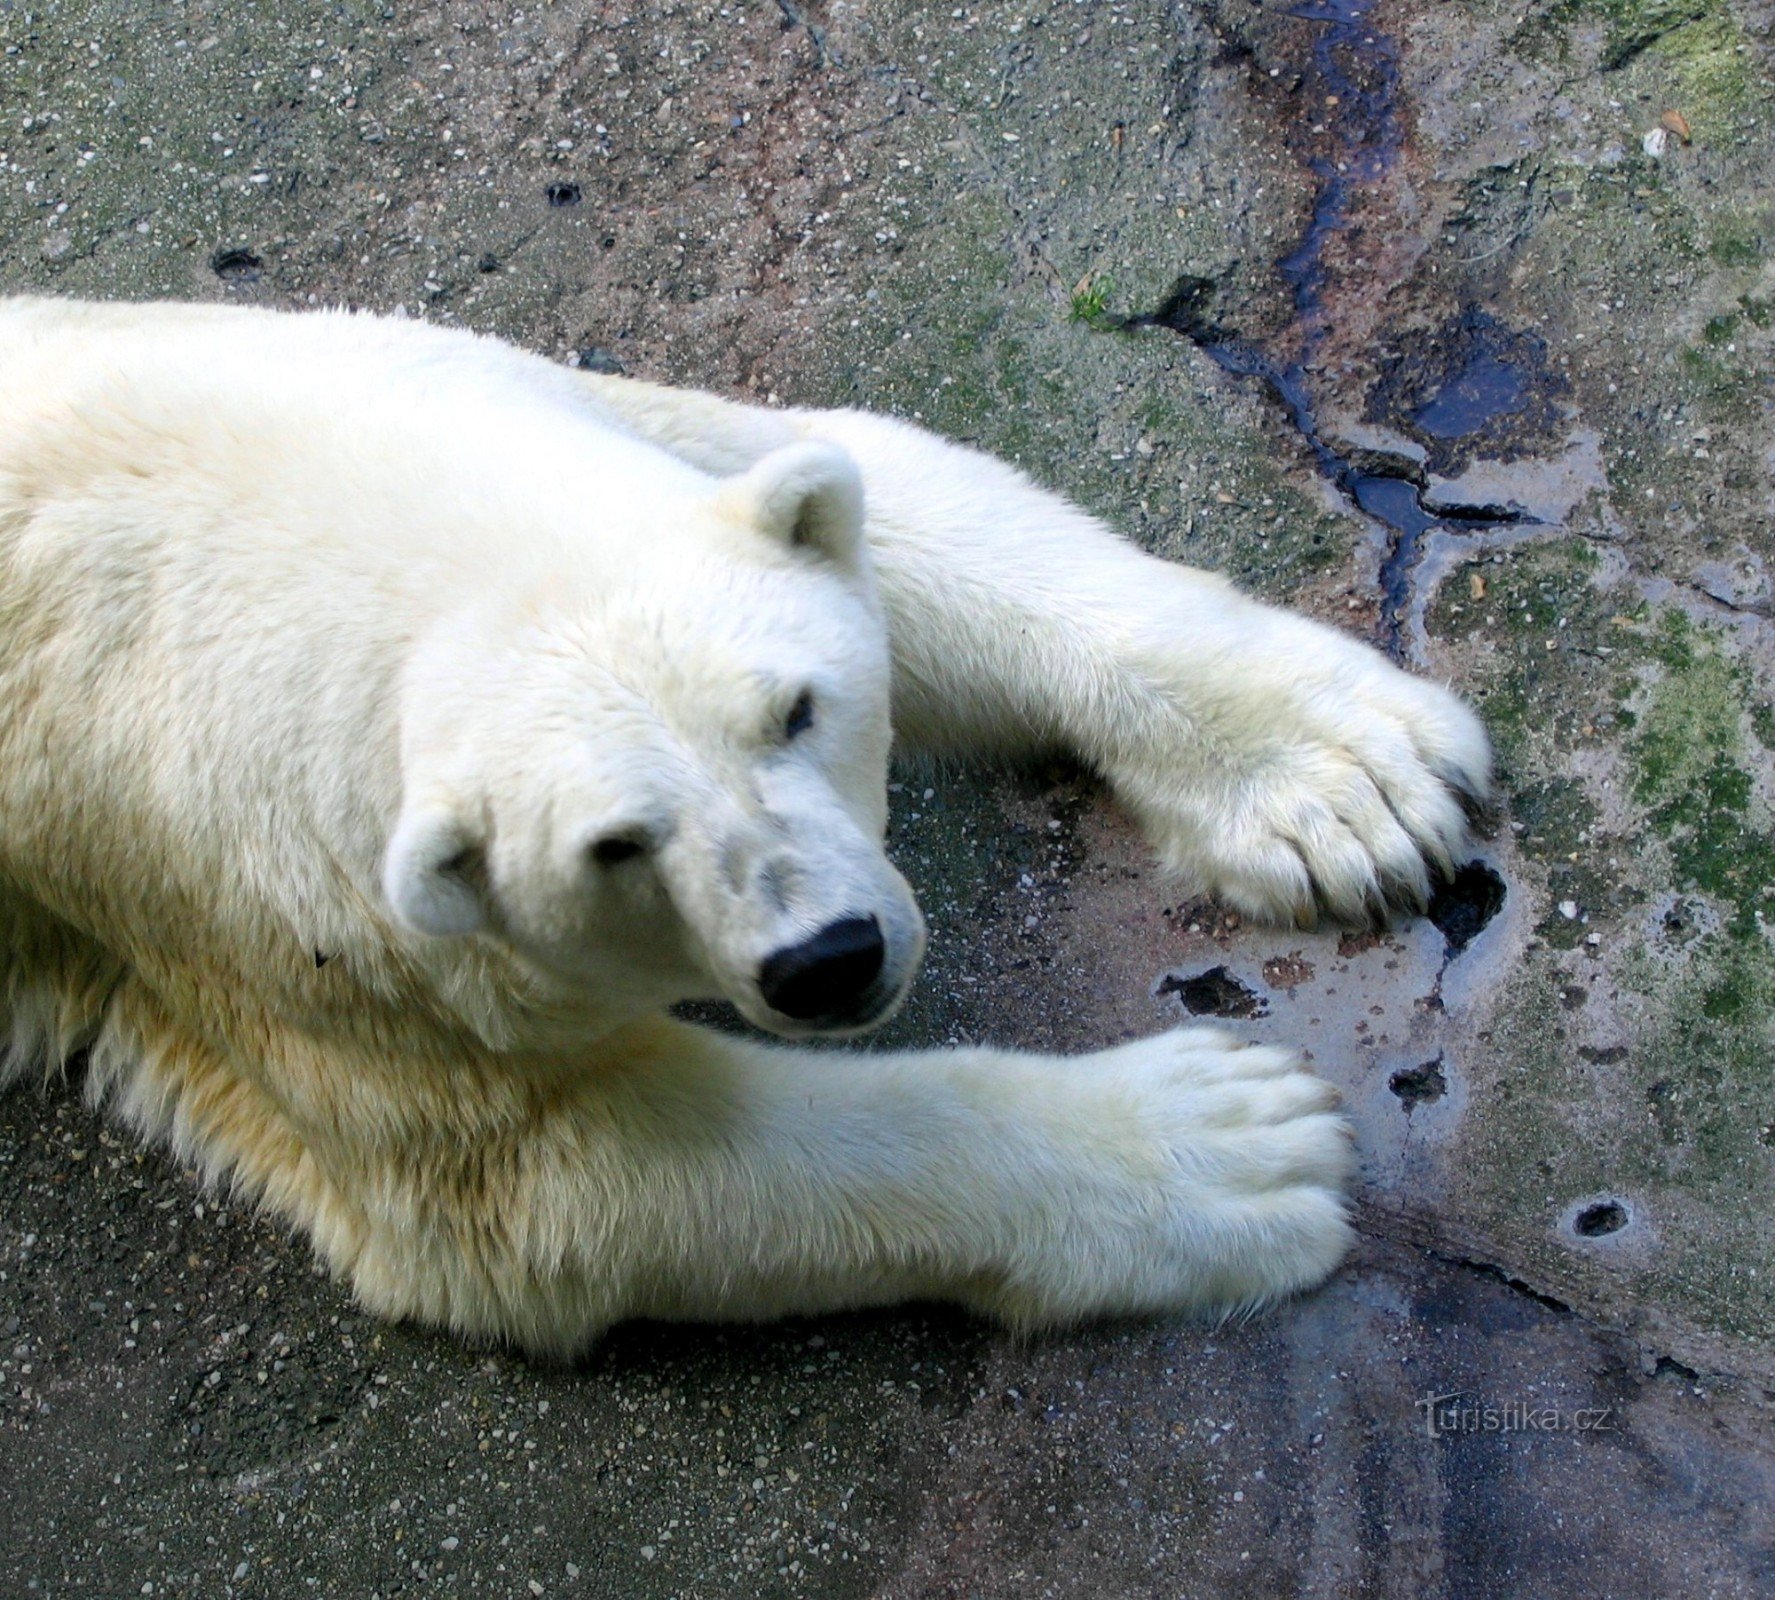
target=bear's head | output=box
[382,440,927,1039]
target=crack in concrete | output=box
[1354,1199,1766,1387]
[1675,578,1774,623]
[1432,1249,1576,1318]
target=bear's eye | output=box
[589,833,648,869]
[784,690,815,741]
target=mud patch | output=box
[1262,952,1317,993]
[1157,965,1269,1019]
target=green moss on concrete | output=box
[1471,900,1775,1347]
[1530,1,1769,126]
[1614,926,1775,1341]
[823,167,1355,607]
[1466,599,1775,1347]
[1627,610,1775,937]
[1430,540,1620,774]
[1708,214,1768,268]
[1640,13,1766,123]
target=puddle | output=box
[1390,1057,1448,1110]
[1140,2,1541,659]
[1369,309,1564,473]
[1427,861,1508,957]
[1413,351,1531,439]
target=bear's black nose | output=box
[759,916,886,1024]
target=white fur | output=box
[0,297,1490,1353]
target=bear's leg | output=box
[787,410,1493,930]
[570,376,1490,928]
[0,892,127,1079]
[331,1018,1350,1353]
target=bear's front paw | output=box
[1113,617,1493,927]
[972,1028,1355,1326]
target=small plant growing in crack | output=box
[1068,275,1122,331]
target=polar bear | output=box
[0,297,1489,1353]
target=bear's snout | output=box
[757,915,887,1027]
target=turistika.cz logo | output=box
[1416,1392,1618,1440]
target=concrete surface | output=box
[3,0,1775,1595]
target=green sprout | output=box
[1068,275,1120,331]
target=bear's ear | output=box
[383,799,488,938]
[714,441,864,564]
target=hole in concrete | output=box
[546,181,582,207]
[210,247,263,283]
[1389,1058,1447,1110]
[1427,861,1506,956]
[1650,893,1719,951]
[1574,1200,1629,1238]
[1158,965,1268,1020]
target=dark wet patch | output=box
[1427,861,1507,956]
[209,246,263,283]
[1132,11,1538,658]
[1413,350,1531,439]
[1363,472,1449,634]
[1127,272,1223,341]
[1158,965,1269,1019]
[1390,1058,1448,1110]
[1366,309,1565,474]
[1574,1200,1630,1239]
[573,346,626,375]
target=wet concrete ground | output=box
[3,0,1775,1595]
